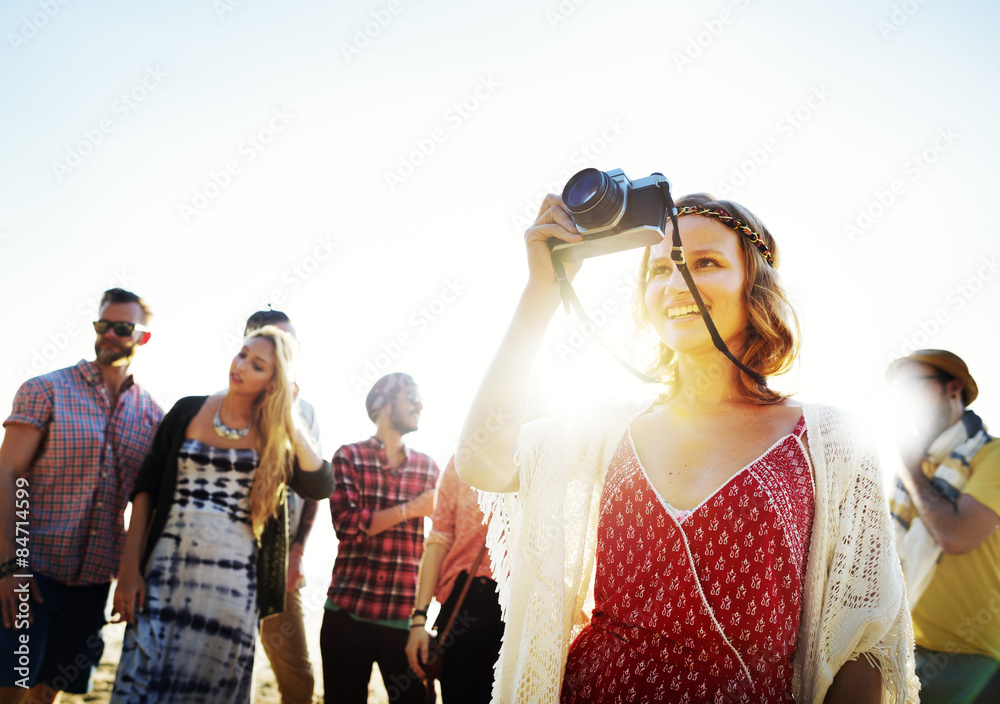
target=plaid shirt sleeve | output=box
[5,377,53,431]
[329,446,373,543]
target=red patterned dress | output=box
[561,416,814,703]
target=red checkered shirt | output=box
[4,360,162,585]
[326,437,440,622]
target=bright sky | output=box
[2,0,999,600]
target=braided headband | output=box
[675,206,774,267]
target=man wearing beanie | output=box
[320,372,439,703]
[887,349,1000,702]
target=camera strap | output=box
[662,192,768,388]
[552,258,662,385]
[551,185,768,389]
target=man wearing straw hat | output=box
[887,349,1000,702]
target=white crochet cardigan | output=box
[479,401,919,703]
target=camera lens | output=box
[562,168,625,229]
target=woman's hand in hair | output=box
[291,420,324,472]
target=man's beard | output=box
[389,407,417,435]
[95,340,135,366]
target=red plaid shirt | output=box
[4,360,162,585]
[326,437,440,622]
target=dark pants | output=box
[915,645,1000,704]
[434,574,504,704]
[0,573,109,693]
[320,607,427,704]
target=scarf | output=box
[890,409,991,607]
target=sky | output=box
[2,0,999,598]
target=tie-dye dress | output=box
[112,439,260,704]
[561,416,814,703]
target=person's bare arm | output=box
[111,492,153,624]
[455,194,582,493]
[824,657,882,704]
[405,541,448,678]
[899,460,1000,554]
[366,489,435,537]
[0,424,43,628]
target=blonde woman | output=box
[458,192,919,703]
[110,326,333,704]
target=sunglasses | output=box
[93,319,149,336]
[396,389,422,405]
[891,373,952,390]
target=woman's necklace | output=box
[213,404,251,440]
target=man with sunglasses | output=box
[887,349,1000,703]
[0,288,162,704]
[320,372,439,704]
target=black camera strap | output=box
[661,190,768,388]
[551,184,768,389]
[552,258,662,385]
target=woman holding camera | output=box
[456,190,918,703]
[110,326,334,704]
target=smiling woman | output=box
[456,188,919,703]
[633,193,799,406]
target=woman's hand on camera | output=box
[524,194,583,294]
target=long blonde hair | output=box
[244,326,298,540]
[631,193,800,405]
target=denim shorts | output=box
[0,572,110,693]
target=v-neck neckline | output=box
[624,415,805,517]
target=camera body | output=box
[551,168,671,262]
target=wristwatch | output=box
[0,559,19,580]
[409,607,429,629]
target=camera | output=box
[551,168,671,262]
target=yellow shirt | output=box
[912,439,1000,658]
